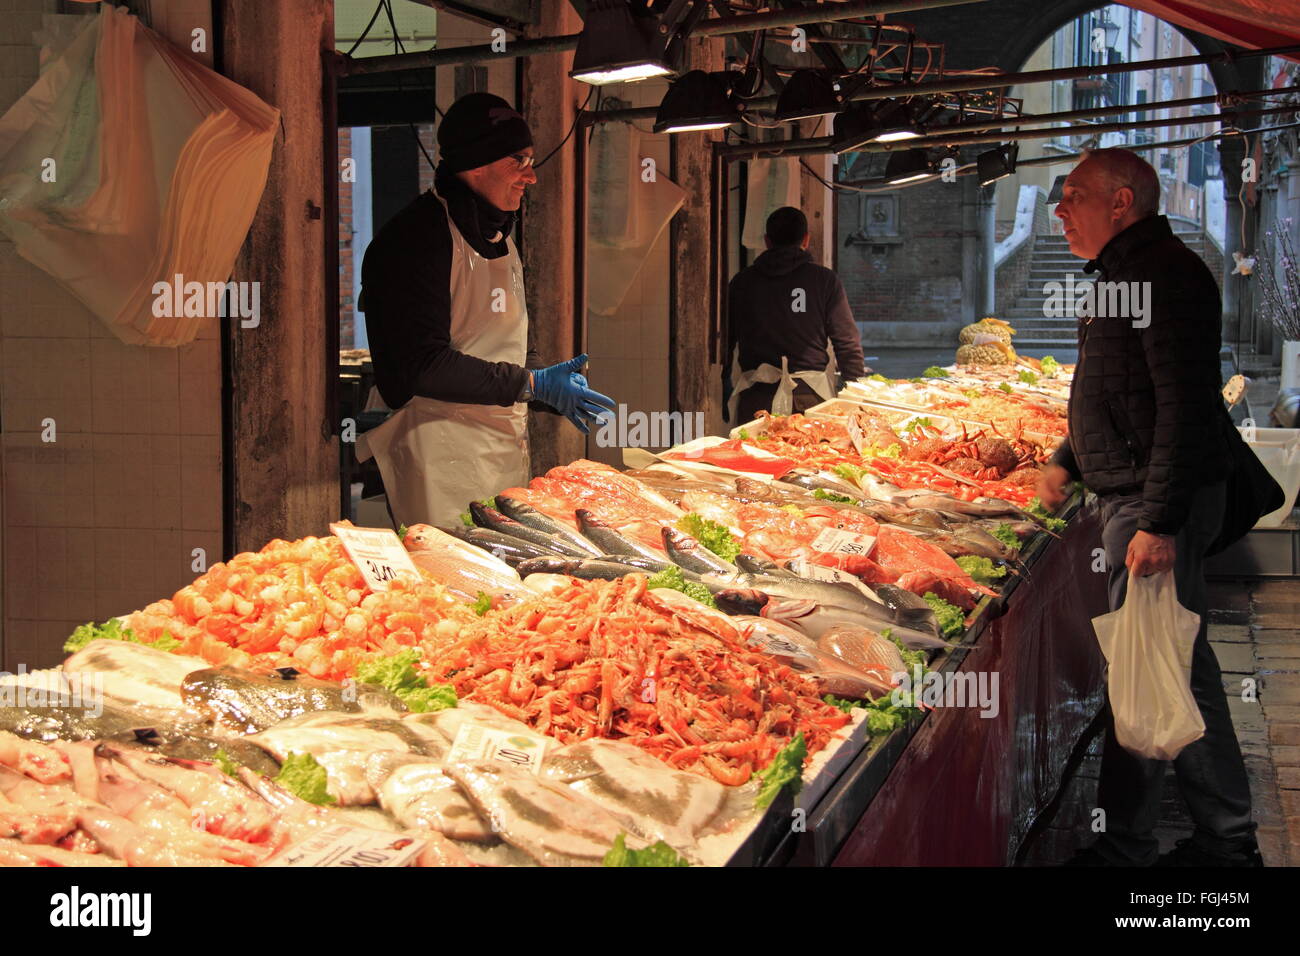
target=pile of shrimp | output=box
[419,574,851,786]
[124,535,477,681]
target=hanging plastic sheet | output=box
[0,5,278,347]
[829,503,1109,866]
[741,156,800,251]
[586,122,685,316]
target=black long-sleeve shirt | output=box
[360,166,538,410]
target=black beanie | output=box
[437,92,533,173]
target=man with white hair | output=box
[1039,148,1260,867]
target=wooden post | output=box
[671,36,726,432]
[521,0,585,476]
[220,0,336,553]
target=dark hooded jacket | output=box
[725,245,865,383]
[1050,214,1232,535]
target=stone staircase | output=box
[1005,224,1223,349]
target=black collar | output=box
[1085,214,1173,276]
[434,163,514,259]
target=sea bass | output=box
[494,496,604,557]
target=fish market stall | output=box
[0,366,1103,867]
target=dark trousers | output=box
[1094,481,1257,864]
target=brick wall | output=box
[837,179,965,333]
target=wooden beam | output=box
[521,0,586,476]
[220,0,336,553]
[670,35,726,429]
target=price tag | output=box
[447,721,549,775]
[846,415,867,455]
[266,825,426,868]
[744,627,817,663]
[789,558,879,601]
[330,523,420,592]
[810,526,877,557]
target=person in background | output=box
[724,206,866,425]
[1038,148,1260,867]
[358,93,614,528]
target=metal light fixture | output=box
[571,0,677,86]
[884,148,932,184]
[869,99,925,143]
[775,70,841,122]
[653,70,741,133]
[832,103,883,153]
[976,143,1018,186]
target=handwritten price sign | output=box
[329,523,420,592]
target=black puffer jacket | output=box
[1050,215,1231,535]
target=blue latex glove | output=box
[531,354,617,435]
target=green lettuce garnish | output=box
[991,522,1021,550]
[753,732,807,809]
[1040,356,1060,377]
[1018,369,1038,385]
[998,383,1013,394]
[923,593,966,639]
[737,428,750,440]
[831,463,868,485]
[863,691,922,735]
[921,366,950,378]
[954,555,1007,585]
[646,565,717,608]
[677,513,741,563]
[603,833,690,867]
[275,752,336,806]
[867,374,890,383]
[212,749,241,778]
[397,524,409,540]
[355,649,457,713]
[469,591,492,616]
[813,489,854,503]
[64,619,181,654]
[460,510,474,526]
[902,417,934,434]
[823,694,858,714]
[1027,497,1068,532]
[862,443,902,459]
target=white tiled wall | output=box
[0,2,222,670]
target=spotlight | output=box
[831,103,883,153]
[976,143,1018,186]
[570,0,676,86]
[868,100,925,143]
[775,70,841,122]
[653,70,741,134]
[884,148,932,185]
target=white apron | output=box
[728,348,840,425]
[356,192,529,528]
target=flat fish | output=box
[180,666,405,734]
[445,760,641,866]
[247,711,442,763]
[62,640,210,711]
[367,753,495,843]
[542,739,729,852]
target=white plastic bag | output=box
[1091,571,1205,761]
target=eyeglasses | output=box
[507,152,536,169]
